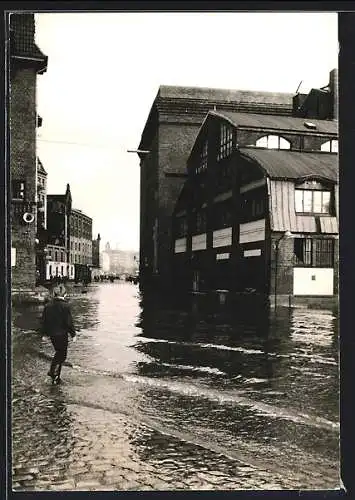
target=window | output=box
[295,189,331,214]
[12,180,25,200]
[61,251,64,262]
[49,265,52,276]
[255,135,291,150]
[197,140,208,174]
[294,238,334,267]
[196,209,207,233]
[217,123,233,161]
[213,202,232,229]
[54,251,58,262]
[241,188,265,221]
[321,140,338,153]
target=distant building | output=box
[91,233,101,279]
[137,84,295,293]
[35,158,48,284]
[10,13,47,289]
[101,243,138,275]
[46,184,74,281]
[172,91,338,305]
[69,208,93,282]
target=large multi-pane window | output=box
[175,216,188,238]
[241,188,265,221]
[217,123,233,161]
[256,135,291,150]
[197,140,208,174]
[195,209,207,233]
[294,238,334,267]
[213,201,232,229]
[295,189,331,214]
[321,140,338,153]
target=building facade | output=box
[35,158,48,284]
[91,233,101,279]
[100,243,138,276]
[9,13,48,289]
[172,108,338,305]
[138,84,295,293]
[46,185,74,280]
[69,208,93,282]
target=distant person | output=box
[41,285,76,385]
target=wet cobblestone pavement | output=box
[12,283,340,491]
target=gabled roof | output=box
[239,148,338,182]
[10,13,47,72]
[139,84,295,151]
[37,158,47,176]
[209,110,338,135]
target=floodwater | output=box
[11,282,340,489]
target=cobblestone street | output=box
[12,283,340,491]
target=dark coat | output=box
[41,298,76,338]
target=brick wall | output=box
[269,234,294,296]
[157,122,200,289]
[10,67,37,289]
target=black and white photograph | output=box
[8,9,339,492]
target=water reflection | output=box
[12,283,339,488]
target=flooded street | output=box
[12,282,339,491]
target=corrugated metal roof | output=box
[240,148,338,182]
[211,110,338,134]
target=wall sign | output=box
[244,248,262,257]
[216,253,230,260]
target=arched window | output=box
[255,135,291,150]
[321,140,338,153]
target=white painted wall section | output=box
[174,238,186,253]
[213,227,232,248]
[293,268,334,296]
[192,233,207,251]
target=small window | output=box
[256,135,291,150]
[321,140,338,153]
[12,180,25,200]
[54,251,58,262]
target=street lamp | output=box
[127,149,150,155]
[274,230,293,310]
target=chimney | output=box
[329,68,338,120]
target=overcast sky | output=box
[35,12,338,251]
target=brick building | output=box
[69,208,93,282]
[137,84,295,293]
[172,85,338,306]
[46,185,74,281]
[91,233,101,279]
[9,13,47,289]
[35,158,48,284]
